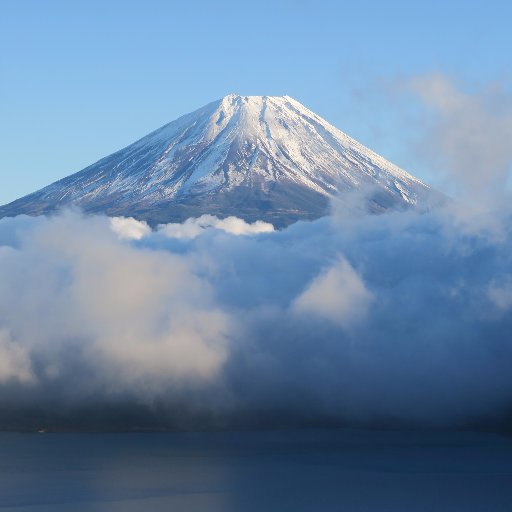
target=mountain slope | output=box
[0,95,436,226]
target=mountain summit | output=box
[0,95,435,226]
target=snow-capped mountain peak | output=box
[0,94,436,226]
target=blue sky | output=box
[1,0,511,204]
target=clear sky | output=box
[1,0,511,204]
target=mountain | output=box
[0,95,436,227]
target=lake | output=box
[0,429,511,511]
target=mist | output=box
[0,200,510,430]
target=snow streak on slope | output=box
[0,95,435,226]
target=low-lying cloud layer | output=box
[0,201,511,430]
[0,75,511,431]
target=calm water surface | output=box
[0,429,511,511]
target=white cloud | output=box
[110,216,151,240]
[0,330,34,384]
[292,257,373,328]
[488,275,512,312]
[158,214,274,239]
[0,211,230,399]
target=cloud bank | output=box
[0,75,511,431]
[0,202,511,431]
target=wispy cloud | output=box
[409,73,512,205]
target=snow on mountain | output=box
[0,94,437,227]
